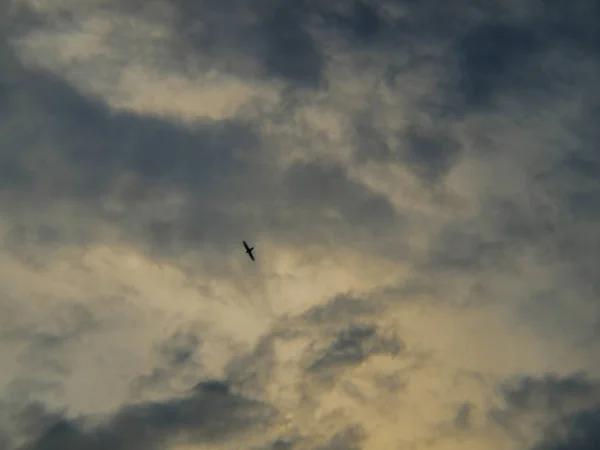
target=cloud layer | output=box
[1,0,600,449]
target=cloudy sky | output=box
[1,0,600,449]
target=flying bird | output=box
[243,241,255,261]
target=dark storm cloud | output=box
[490,374,600,449]
[19,380,275,450]
[391,1,598,105]
[0,40,272,257]
[162,0,327,87]
[534,407,600,450]
[348,0,600,172]
[537,1,600,50]
[294,1,385,46]
[5,0,596,265]
[259,6,325,88]
[457,23,540,107]
[500,374,599,411]
[0,7,412,267]
[11,402,66,442]
[165,0,393,88]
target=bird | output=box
[243,241,255,261]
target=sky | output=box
[1,0,600,449]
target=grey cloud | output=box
[306,323,402,382]
[538,1,600,50]
[5,380,63,414]
[227,295,398,398]
[316,425,365,450]
[226,296,383,391]
[457,23,540,107]
[0,302,101,411]
[4,0,600,448]
[342,0,600,232]
[227,332,282,400]
[301,295,377,326]
[417,122,600,317]
[130,327,203,399]
[500,374,600,412]
[262,439,293,450]
[493,373,600,450]
[5,0,597,268]
[12,294,384,450]
[352,114,393,164]
[254,425,365,450]
[283,160,400,239]
[424,225,507,273]
[401,125,461,184]
[534,407,600,450]
[2,303,97,378]
[353,109,463,187]
[158,329,202,367]
[0,434,10,450]
[19,381,275,450]
[307,325,378,373]
[0,44,269,257]
[259,6,325,88]
[3,303,95,348]
[10,402,66,444]
[323,1,384,43]
[0,22,409,270]
[490,374,600,449]
[163,0,326,87]
[427,1,600,110]
[167,0,395,88]
[192,380,231,396]
[454,402,473,429]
